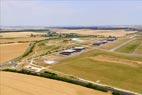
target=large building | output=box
[73,47,85,52]
[60,49,76,55]
[60,47,85,55]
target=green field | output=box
[134,43,142,54]
[100,38,129,50]
[133,35,142,54]
[51,49,142,93]
[115,37,142,54]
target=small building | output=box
[44,60,56,64]
[107,37,117,41]
[71,38,83,42]
[93,41,103,46]
[73,47,85,52]
[101,40,108,44]
[60,49,76,55]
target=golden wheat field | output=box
[0,71,111,95]
[54,29,136,37]
[0,43,29,63]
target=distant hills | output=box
[0,25,142,32]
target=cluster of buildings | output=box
[60,47,85,55]
[60,37,117,55]
[93,37,117,46]
[22,37,117,72]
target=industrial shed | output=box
[60,49,76,55]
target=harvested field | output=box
[0,43,29,63]
[51,49,142,93]
[54,29,136,37]
[0,32,47,38]
[0,71,110,95]
[0,37,47,44]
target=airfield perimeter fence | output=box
[2,68,140,95]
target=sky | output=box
[0,0,142,26]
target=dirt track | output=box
[0,72,110,95]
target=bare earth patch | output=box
[0,43,29,63]
[0,71,111,95]
[90,55,142,67]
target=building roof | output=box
[71,38,83,42]
[74,47,85,49]
[44,60,56,64]
[63,49,76,53]
[96,41,103,43]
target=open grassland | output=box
[115,38,142,54]
[51,49,142,93]
[134,43,142,54]
[0,32,48,44]
[131,35,142,54]
[0,43,29,63]
[100,38,129,50]
[54,29,136,37]
[0,71,111,95]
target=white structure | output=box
[71,38,83,42]
[74,47,85,50]
[63,49,76,53]
[44,60,56,64]
[60,49,76,55]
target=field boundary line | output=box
[132,41,142,54]
[49,69,141,95]
[2,68,141,95]
[110,38,136,52]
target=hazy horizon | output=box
[1,0,142,26]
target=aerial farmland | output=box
[1,1,142,95]
[0,27,141,95]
